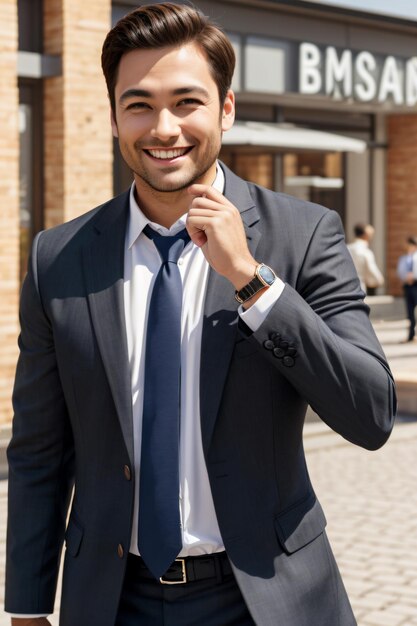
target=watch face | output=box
[258,264,276,285]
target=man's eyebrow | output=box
[119,86,210,104]
[172,86,210,98]
[119,89,152,104]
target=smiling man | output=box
[5,4,396,626]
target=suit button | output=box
[124,465,131,481]
[263,339,275,350]
[117,544,124,558]
[273,347,285,358]
[283,356,295,367]
[270,332,281,341]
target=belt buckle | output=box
[159,558,187,584]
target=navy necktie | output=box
[138,224,190,579]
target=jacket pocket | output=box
[274,492,327,555]
[65,510,84,557]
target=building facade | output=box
[1,0,417,423]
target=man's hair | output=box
[407,236,417,246]
[101,3,236,113]
[353,223,367,238]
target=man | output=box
[397,236,417,342]
[5,4,396,626]
[347,223,385,294]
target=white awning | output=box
[285,176,344,188]
[222,121,367,153]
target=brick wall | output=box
[43,0,113,228]
[387,115,417,296]
[0,0,19,424]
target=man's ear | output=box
[221,89,235,132]
[110,108,118,138]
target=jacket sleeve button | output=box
[273,347,285,358]
[283,356,295,367]
[118,544,124,558]
[263,339,275,350]
[124,465,132,481]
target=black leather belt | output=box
[128,552,232,585]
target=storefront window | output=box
[19,82,43,282]
[19,103,33,281]
[283,152,345,222]
[18,0,44,281]
[220,151,274,190]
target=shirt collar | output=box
[127,162,225,249]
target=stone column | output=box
[0,0,19,424]
[387,115,417,296]
[43,0,113,228]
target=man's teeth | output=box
[147,148,188,159]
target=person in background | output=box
[5,4,396,626]
[397,236,417,342]
[347,223,385,294]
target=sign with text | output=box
[299,42,417,106]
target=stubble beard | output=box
[123,136,221,193]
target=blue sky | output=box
[304,0,417,20]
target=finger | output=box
[187,184,231,205]
[185,220,208,248]
[188,202,224,216]
[189,197,237,216]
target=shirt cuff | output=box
[238,278,285,332]
[6,614,50,618]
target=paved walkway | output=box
[305,421,417,626]
[0,319,416,625]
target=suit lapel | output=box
[83,191,135,465]
[200,165,261,453]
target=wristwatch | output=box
[234,263,276,304]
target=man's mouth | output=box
[144,147,193,160]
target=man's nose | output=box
[150,109,181,141]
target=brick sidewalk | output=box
[1,420,416,625]
[305,420,417,626]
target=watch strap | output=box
[235,264,275,304]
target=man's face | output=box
[111,43,235,194]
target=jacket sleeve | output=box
[246,209,396,450]
[5,233,75,614]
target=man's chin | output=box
[136,171,202,194]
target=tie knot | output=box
[143,224,190,264]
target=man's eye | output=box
[178,98,202,106]
[126,102,150,110]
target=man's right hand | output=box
[12,617,51,626]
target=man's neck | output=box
[133,184,189,228]
[133,164,217,228]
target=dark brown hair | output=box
[101,3,235,112]
[353,223,367,238]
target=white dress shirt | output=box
[124,163,284,556]
[347,238,384,293]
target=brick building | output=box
[1,0,417,424]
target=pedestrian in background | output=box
[5,4,396,626]
[397,236,417,342]
[347,223,385,294]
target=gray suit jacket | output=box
[6,164,396,625]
